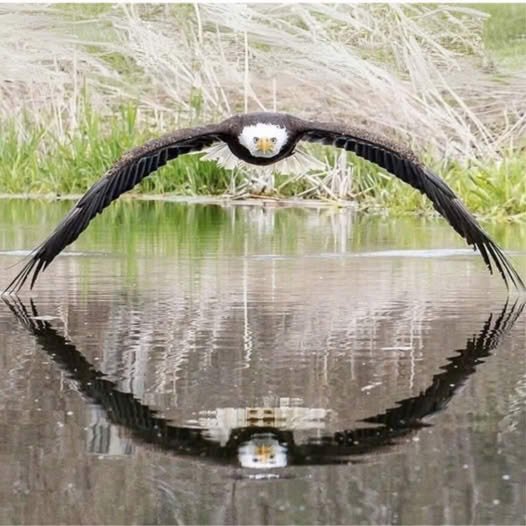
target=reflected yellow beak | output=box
[256,137,274,154]
[255,444,275,462]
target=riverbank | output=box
[1,5,525,220]
[0,193,358,210]
[1,105,524,220]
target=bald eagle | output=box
[3,112,524,293]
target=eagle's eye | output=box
[253,137,259,144]
[271,137,277,144]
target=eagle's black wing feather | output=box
[4,125,225,293]
[300,123,525,292]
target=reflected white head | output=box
[238,123,288,158]
[238,435,288,469]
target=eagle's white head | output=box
[238,123,288,158]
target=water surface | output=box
[0,200,525,525]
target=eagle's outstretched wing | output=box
[4,124,226,293]
[299,122,525,292]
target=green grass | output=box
[1,101,525,220]
[470,3,526,68]
[0,103,233,197]
[350,153,526,220]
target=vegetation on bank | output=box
[1,101,525,220]
[0,4,525,219]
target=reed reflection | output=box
[4,297,523,470]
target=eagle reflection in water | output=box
[3,297,524,470]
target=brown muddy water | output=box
[0,199,525,525]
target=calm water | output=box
[0,199,525,525]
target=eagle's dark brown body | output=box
[3,111,524,293]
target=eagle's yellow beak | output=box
[256,137,274,154]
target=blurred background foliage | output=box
[0,3,525,217]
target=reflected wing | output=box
[300,123,525,292]
[3,296,224,460]
[360,299,524,428]
[4,124,226,293]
